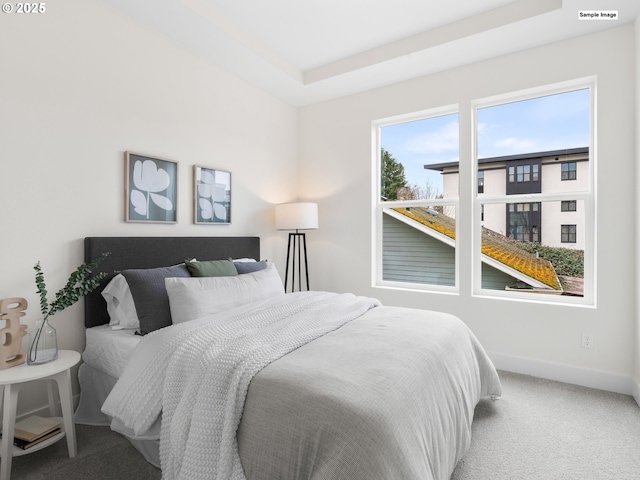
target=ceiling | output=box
[101,0,639,106]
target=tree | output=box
[407,179,441,201]
[404,180,455,216]
[381,148,407,200]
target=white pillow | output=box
[165,264,285,324]
[101,274,140,330]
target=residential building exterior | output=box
[425,147,589,250]
[382,207,563,293]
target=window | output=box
[517,165,530,182]
[507,203,541,242]
[476,85,591,301]
[505,160,541,195]
[374,79,594,305]
[561,225,577,243]
[561,162,577,180]
[376,109,459,290]
[508,164,539,183]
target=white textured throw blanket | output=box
[102,292,380,480]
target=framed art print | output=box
[194,166,231,224]
[125,152,178,223]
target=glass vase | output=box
[27,317,58,365]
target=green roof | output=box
[391,207,562,290]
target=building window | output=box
[507,163,539,184]
[505,160,542,195]
[507,203,541,242]
[561,224,577,243]
[561,200,577,212]
[561,162,577,180]
[518,165,530,182]
[478,171,484,193]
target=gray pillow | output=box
[121,264,190,335]
[233,260,268,274]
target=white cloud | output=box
[494,137,536,151]
[405,121,458,154]
[477,122,493,136]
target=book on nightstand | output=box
[1,415,62,449]
[11,428,62,450]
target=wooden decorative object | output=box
[0,298,28,369]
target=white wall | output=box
[634,17,640,404]
[481,169,506,235]
[0,0,298,415]
[300,25,638,396]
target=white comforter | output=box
[102,292,381,480]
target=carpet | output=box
[9,423,160,480]
[451,371,640,480]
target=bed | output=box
[74,236,501,480]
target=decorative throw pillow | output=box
[101,274,139,330]
[166,264,285,324]
[185,259,238,277]
[121,264,190,335]
[233,260,268,274]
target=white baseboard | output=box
[488,351,638,404]
[632,378,640,407]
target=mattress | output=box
[75,362,162,467]
[82,325,141,379]
[77,327,160,467]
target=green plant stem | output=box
[29,252,110,362]
[28,316,47,362]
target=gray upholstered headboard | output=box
[84,236,260,328]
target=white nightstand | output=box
[0,350,81,480]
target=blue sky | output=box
[380,88,590,195]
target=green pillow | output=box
[185,259,238,277]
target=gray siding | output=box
[383,214,455,286]
[481,264,517,290]
[383,213,519,289]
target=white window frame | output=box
[372,105,460,293]
[471,77,596,306]
[372,78,595,307]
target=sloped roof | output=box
[392,207,562,291]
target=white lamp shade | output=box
[275,202,319,230]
